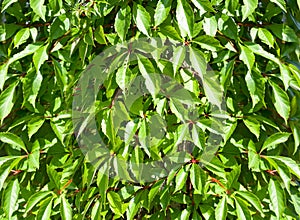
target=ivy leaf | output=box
[3,179,20,219]
[239,44,255,70]
[30,0,46,21]
[190,163,203,192]
[268,178,285,218]
[234,197,251,220]
[235,191,264,214]
[154,0,172,27]
[267,24,298,42]
[174,165,189,192]
[107,191,124,216]
[258,28,275,48]
[269,80,290,123]
[13,28,30,48]
[0,132,27,153]
[0,81,17,124]
[60,194,72,220]
[133,3,151,37]
[215,196,227,220]
[176,0,194,39]
[270,0,287,12]
[115,6,131,41]
[241,0,258,21]
[25,191,53,215]
[260,132,290,153]
[36,197,53,220]
[1,0,18,12]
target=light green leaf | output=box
[241,0,258,21]
[154,0,172,27]
[30,0,46,21]
[174,165,189,192]
[3,179,20,219]
[60,194,72,220]
[133,3,151,37]
[28,117,45,139]
[258,28,275,47]
[33,44,48,71]
[176,0,194,39]
[243,116,260,139]
[193,35,224,51]
[94,25,107,45]
[269,80,290,123]
[239,44,255,70]
[268,178,285,218]
[0,132,27,153]
[13,28,30,48]
[191,0,215,14]
[37,197,53,220]
[268,156,300,179]
[0,24,20,42]
[25,191,53,215]
[0,81,17,124]
[245,42,279,63]
[267,24,298,42]
[235,191,264,214]
[107,191,124,216]
[270,0,287,12]
[190,163,203,192]
[28,140,40,172]
[215,196,227,220]
[234,197,251,220]
[115,6,131,41]
[1,0,18,12]
[260,132,290,153]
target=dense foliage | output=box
[0,0,300,219]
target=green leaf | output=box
[241,0,258,21]
[29,0,46,21]
[0,132,27,153]
[191,0,215,14]
[25,191,53,214]
[190,163,203,192]
[94,25,107,45]
[174,166,189,192]
[50,15,70,40]
[1,0,18,12]
[268,156,300,179]
[193,35,223,51]
[239,44,255,70]
[268,178,285,218]
[0,81,17,124]
[107,191,124,216]
[218,15,238,40]
[133,3,151,37]
[0,24,20,42]
[269,80,290,123]
[13,28,30,48]
[3,179,20,219]
[28,117,45,139]
[270,0,287,12]
[176,0,194,39]
[33,44,48,71]
[258,28,275,48]
[267,24,298,42]
[243,116,260,139]
[215,196,227,220]
[260,132,290,153]
[154,0,172,27]
[235,191,264,214]
[234,197,251,220]
[115,6,131,41]
[245,42,279,63]
[36,197,53,220]
[28,140,40,172]
[60,194,72,220]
